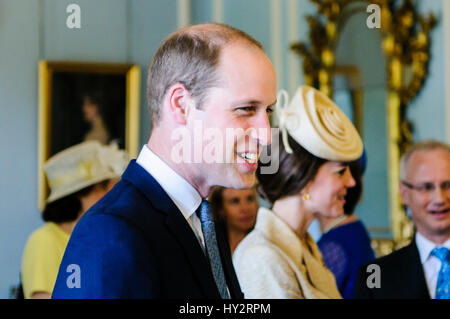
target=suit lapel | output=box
[122,160,221,298]
[216,222,244,299]
[164,209,221,298]
[404,240,431,299]
[387,240,430,298]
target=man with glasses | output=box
[355,140,450,299]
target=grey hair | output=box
[400,140,450,180]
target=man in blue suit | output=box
[52,23,277,298]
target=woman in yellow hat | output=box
[20,141,128,299]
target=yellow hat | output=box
[44,141,130,203]
[275,85,363,161]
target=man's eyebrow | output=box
[231,99,277,107]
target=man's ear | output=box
[399,181,409,206]
[165,83,192,125]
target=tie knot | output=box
[431,247,450,262]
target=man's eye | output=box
[338,168,346,176]
[266,107,274,114]
[421,183,435,192]
[236,106,255,113]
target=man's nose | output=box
[431,185,446,204]
[251,112,272,146]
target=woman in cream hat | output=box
[21,141,129,299]
[233,85,363,299]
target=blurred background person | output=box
[82,93,110,144]
[233,86,363,299]
[20,141,129,299]
[317,154,375,299]
[355,140,450,299]
[210,187,259,254]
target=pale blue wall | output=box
[0,0,178,298]
[0,0,43,300]
[0,0,447,298]
[409,0,446,142]
[128,0,179,142]
[333,9,390,236]
[191,0,213,23]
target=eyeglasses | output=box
[401,180,450,194]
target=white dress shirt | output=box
[136,145,205,250]
[137,145,231,296]
[415,232,450,299]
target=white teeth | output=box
[430,209,449,215]
[238,153,258,163]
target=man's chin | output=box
[226,172,256,190]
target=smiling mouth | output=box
[237,152,259,164]
[429,208,450,215]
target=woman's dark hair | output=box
[343,160,363,215]
[83,91,104,115]
[256,133,326,205]
[42,180,109,223]
[209,186,225,223]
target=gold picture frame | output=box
[37,61,141,211]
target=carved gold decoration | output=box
[291,0,436,252]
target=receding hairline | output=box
[400,140,450,180]
[173,23,264,50]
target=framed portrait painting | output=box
[38,61,140,210]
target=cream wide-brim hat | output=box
[274,85,363,161]
[44,140,130,203]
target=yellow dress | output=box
[21,222,70,298]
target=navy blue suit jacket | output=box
[354,239,430,299]
[52,160,244,299]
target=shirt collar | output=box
[415,231,450,264]
[136,145,202,220]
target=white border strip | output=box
[271,0,283,90]
[213,0,224,23]
[177,0,191,28]
[444,0,450,143]
[287,0,299,95]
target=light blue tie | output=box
[196,200,230,299]
[431,247,450,299]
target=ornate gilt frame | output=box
[291,0,436,251]
[37,61,141,211]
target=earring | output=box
[303,193,310,201]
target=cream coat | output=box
[233,207,342,299]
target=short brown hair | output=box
[256,134,327,204]
[400,140,450,180]
[147,23,263,128]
